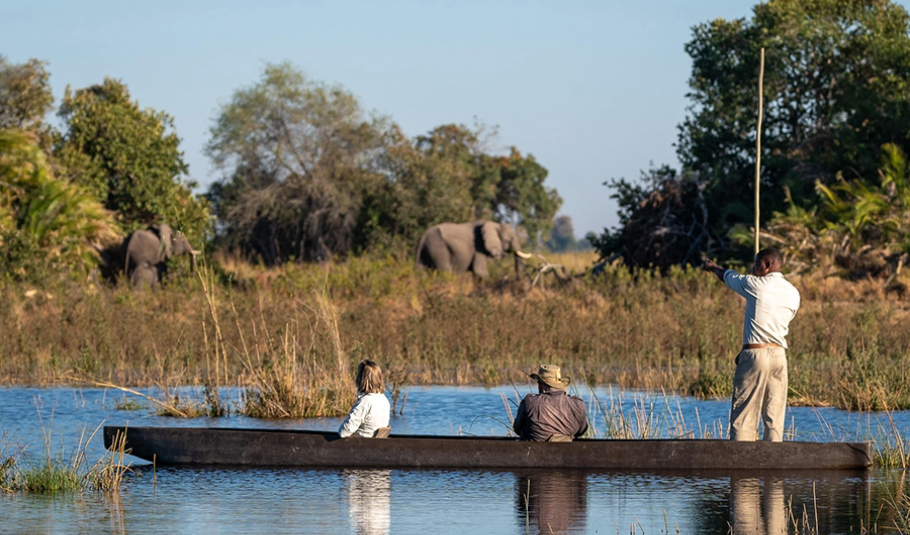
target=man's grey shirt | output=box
[513,390,588,441]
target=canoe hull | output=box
[103,426,872,471]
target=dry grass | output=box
[1,253,909,412]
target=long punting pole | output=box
[754,48,765,256]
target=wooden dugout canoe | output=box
[103,426,872,471]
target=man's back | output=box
[724,271,800,347]
[513,390,588,442]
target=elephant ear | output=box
[481,221,503,259]
[157,224,174,259]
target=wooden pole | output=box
[754,48,765,256]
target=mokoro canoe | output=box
[103,426,872,471]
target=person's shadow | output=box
[344,469,391,535]
[516,470,588,534]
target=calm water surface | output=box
[1,385,907,534]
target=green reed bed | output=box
[0,422,130,493]
[1,253,910,412]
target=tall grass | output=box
[2,252,910,412]
[0,414,131,493]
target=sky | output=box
[6,0,905,238]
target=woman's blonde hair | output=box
[355,359,384,394]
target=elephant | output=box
[123,224,200,288]
[416,221,531,278]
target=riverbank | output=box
[3,252,909,411]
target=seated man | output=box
[513,364,588,441]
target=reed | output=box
[2,252,910,412]
[891,498,910,534]
[234,275,355,418]
[872,412,910,469]
[594,388,730,440]
[0,412,131,493]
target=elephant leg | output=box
[471,253,489,278]
[434,249,454,271]
[131,263,158,289]
[423,240,453,271]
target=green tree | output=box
[371,124,561,251]
[546,215,577,253]
[596,0,910,269]
[758,144,910,279]
[206,64,562,262]
[55,78,210,243]
[370,124,482,248]
[0,129,119,281]
[0,56,53,132]
[680,0,910,233]
[206,62,391,264]
[591,164,714,271]
[484,148,561,245]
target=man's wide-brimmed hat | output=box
[530,364,571,389]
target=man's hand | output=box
[702,258,727,282]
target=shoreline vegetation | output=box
[2,251,909,414]
[0,419,130,493]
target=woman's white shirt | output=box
[338,392,391,438]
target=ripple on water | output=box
[0,386,907,534]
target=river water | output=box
[1,385,907,534]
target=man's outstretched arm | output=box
[702,259,727,282]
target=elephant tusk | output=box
[514,250,532,260]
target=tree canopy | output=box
[55,78,210,243]
[546,215,578,253]
[205,62,392,264]
[206,63,562,264]
[596,0,910,269]
[0,56,53,132]
[681,0,910,229]
[0,129,119,281]
[373,123,562,251]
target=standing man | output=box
[513,364,588,442]
[703,248,800,441]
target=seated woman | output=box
[338,359,391,438]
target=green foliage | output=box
[590,164,714,270]
[374,124,487,245]
[546,215,577,253]
[205,62,392,264]
[596,0,910,268]
[680,0,910,231]
[759,144,910,278]
[485,147,561,244]
[370,123,562,250]
[55,78,210,244]
[0,129,119,281]
[0,56,53,132]
[206,62,561,263]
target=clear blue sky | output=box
[5,1,906,237]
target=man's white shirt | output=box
[723,270,801,348]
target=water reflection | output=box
[345,470,391,535]
[730,476,785,535]
[0,386,900,534]
[723,471,871,535]
[516,470,587,534]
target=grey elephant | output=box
[123,224,200,288]
[416,221,531,278]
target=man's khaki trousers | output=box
[730,347,787,441]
